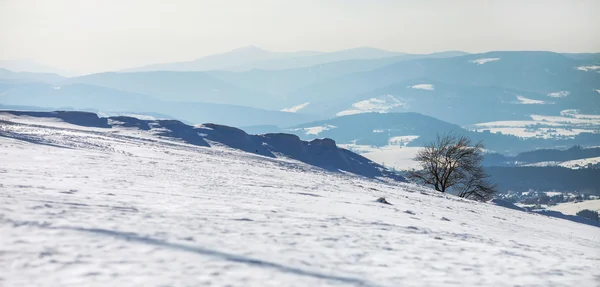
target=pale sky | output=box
[1,0,599,74]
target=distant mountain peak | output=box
[230,45,269,53]
[344,47,394,52]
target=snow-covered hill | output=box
[1,113,599,286]
[0,111,400,181]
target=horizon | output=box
[2,46,599,76]
[2,0,599,74]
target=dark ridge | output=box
[108,116,151,130]
[1,110,109,128]
[195,123,275,157]
[153,120,210,147]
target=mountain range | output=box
[122,46,408,72]
[1,47,599,156]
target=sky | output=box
[1,0,599,74]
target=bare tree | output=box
[407,133,496,201]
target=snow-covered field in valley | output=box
[469,112,600,139]
[339,145,422,171]
[548,200,600,215]
[1,116,599,287]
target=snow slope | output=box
[1,115,599,286]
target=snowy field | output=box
[525,156,600,169]
[336,95,406,116]
[548,200,600,216]
[1,116,600,286]
[469,112,600,139]
[339,145,423,171]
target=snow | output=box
[336,95,406,116]
[297,124,337,136]
[526,155,600,170]
[469,112,600,139]
[281,102,310,113]
[339,144,422,171]
[515,95,546,105]
[576,65,600,72]
[547,91,569,98]
[388,135,420,146]
[0,112,110,131]
[530,114,600,126]
[105,113,158,120]
[469,58,500,65]
[361,146,423,171]
[409,84,435,91]
[558,157,600,169]
[475,127,595,139]
[473,120,561,128]
[1,116,600,286]
[548,200,600,215]
[545,192,564,197]
[559,110,600,120]
[335,109,364,117]
[524,161,561,167]
[560,109,579,117]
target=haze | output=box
[1,0,599,74]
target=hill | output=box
[0,110,399,181]
[283,112,600,154]
[63,71,278,109]
[227,47,406,71]
[0,68,66,84]
[486,166,600,194]
[206,51,468,101]
[484,146,600,167]
[0,109,598,286]
[122,46,405,72]
[302,79,568,125]
[0,59,74,76]
[290,51,600,122]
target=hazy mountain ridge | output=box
[63,71,277,108]
[121,46,402,73]
[1,50,599,149]
[122,46,320,72]
[206,51,470,98]
[0,82,318,127]
[290,51,600,118]
[0,59,75,76]
[300,78,565,124]
[0,68,66,84]
[224,47,409,71]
